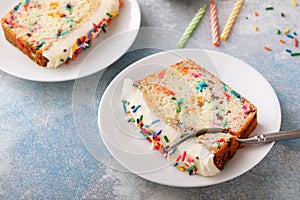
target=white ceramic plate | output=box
[98,49,281,187]
[0,0,141,82]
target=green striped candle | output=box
[177,4,207,48]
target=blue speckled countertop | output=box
[1,0,300,199]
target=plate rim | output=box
[0,0,141,82]
[98,48,282,187]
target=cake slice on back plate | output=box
[121,59,257,176]
[1,0,121,68]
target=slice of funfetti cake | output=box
[1,0,120,68]
[121,59,257,176]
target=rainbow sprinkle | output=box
[156,130,162,136]
[264,46,271,51]
[286,33,294,39]
[63,11,118,64]
[177,166,185,171]
[151,119,160,125]
[253,25,258,31]
[35,40,45,50]
[163,135,169,143]
[182,151,187,161]
[187,165,196,172]
[265,6,274,10]
[291,52,300,56]
[284,28,290,34]
[294,38,298,47]
[132,105,141,113]
[277,29,281,35]
[196,81,208,92]
[286,49,292,53]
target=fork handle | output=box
[237,129,300,144]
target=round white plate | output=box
[0,0,141,82]
[98,49,281,187]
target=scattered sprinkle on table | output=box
[163,135,169,143]
[281,12,285,17]
[253,25,258,31]
[286,33,294,38]
[294,38,298,47]
[280,39,285,43]
[292,0,298,6]
[286,49,292,53]
[293,31,297,36]
[264,46,271,51]
[284,28,290,34]
[254,11,258,16]
[277,29,281,34]
[266,6,274,10]
[291,52,300,56]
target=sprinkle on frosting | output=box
[163,135,169,143]
[181,151,187,161]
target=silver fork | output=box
[236,129,300,143]
[163,128,300,153]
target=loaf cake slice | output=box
[1,0,120,68]
[121,59,257,176]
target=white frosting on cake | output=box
[122,79,157,127]
[43,0,119,67]
[167,140,220,176]
[122,79,221,176]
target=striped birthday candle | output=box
[220,0,243,41]
[177,4,207,48]
[210,0,219,46]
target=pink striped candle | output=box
[210,0,219,46]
